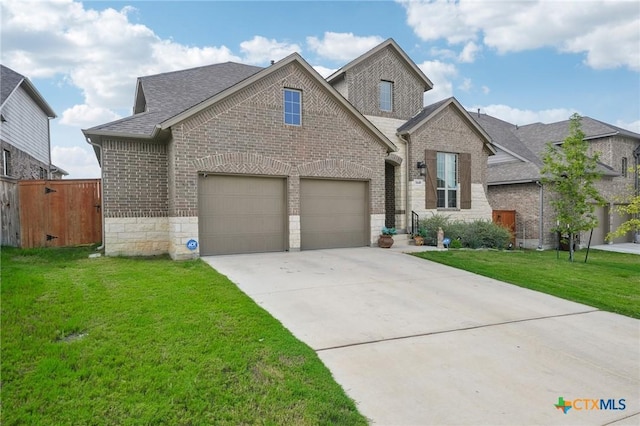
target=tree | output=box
[541,114,605,262]
[607,165,640,242]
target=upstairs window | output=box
[284,89,301,126]
[437,152,458,208]
[622,157,628,178]
[379,81,393,112]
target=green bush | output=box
[419,214,451,246]
[418,215,511,249]
[460,219,512,249]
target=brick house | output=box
[473,112,640,248]
[0,65,67,180]
[84,39,496,258]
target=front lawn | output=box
[1,247,366,425]
[413,249,640,319]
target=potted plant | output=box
[413,227,427,246]
[378,227,397,248]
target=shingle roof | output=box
[86,62,263,136]
[1,65,23,106]
[515,116,640,157]
[470,113,541,166]
[397,98,450,133]
[471,113,636,184]
[1,64,56,117]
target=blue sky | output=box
[2,0,639,178]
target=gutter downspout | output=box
[85,136,105,251]
[536,180,544,249]
[47,117,53,179]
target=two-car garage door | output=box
[198,175,368,255]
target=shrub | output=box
[418,215,511,249]
[419,214,451,246]
[460,219,512,249]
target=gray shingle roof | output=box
[1,65,23,106]
[1,64,56,117]
[472,113,637,184]
[87,62,263,136]
[469,113,541,166]
[397,97,450,133]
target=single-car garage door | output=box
[300,179,368,250]
[198,175,286,255]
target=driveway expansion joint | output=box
[315,309,601,352]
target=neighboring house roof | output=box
[0,64,56,118]
[398,97,496,155]
[471,113,638,185]
[50,164,69,176]
[326,38,434,92]
[515,117,640,157]
[85,53,398,162]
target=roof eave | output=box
[21,78,56,118]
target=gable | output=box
[335,45,427,120]
[165,54,396,153]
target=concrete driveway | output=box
[203,248,639,425]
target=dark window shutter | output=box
[425,149,437,209]
[459,153,471,209]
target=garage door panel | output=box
[300,179,368,250]
[198,175,286,255]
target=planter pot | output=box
[378,235,394,248]
[414,236,424,246]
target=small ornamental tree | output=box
[541,114,605,262]
[607,165,640,242]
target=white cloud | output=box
[51,145,101,178]
[307,32,384,61]
[400,0,640,70]
[240,36,301,65]
[60,104,122,128]
[616,119,640,134]
[0,0,242,112]
[458,41,480,63]
[417,60,458,105]
[481,85,490,95]
[471,104,578,125]
[458,78,472,92]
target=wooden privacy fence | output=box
[492,209,516,243]
[1,177,20,247]
[19,179,102,248]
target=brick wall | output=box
[487,182,554,248]
[408,106,489,185]
[406,105,492,222]
[170,62,388,219]
[102,139,168,217]
[0,140,49,179]
[343,47,425,121]
[591,136,639,201]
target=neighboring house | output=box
[473,112,640,248]
[84,39,496,259]
[0,65,66,179]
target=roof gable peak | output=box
[326,38,433,91]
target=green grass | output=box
[1,246,367,425]
[413,248,640,319]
